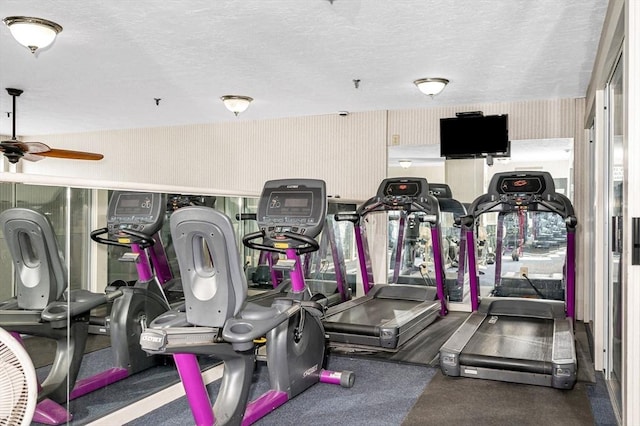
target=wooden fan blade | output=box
[37,148,104,161]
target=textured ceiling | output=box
[0,0,608,137]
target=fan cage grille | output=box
[0,330,37,426]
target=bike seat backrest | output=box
[0,208,67,310]
[170,206,247,327]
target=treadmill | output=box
[439,171,578,389]
[322,177,448,349]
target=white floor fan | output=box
[0,327,37,426]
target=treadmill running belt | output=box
[459,316,554,374]
[324,298,422,327]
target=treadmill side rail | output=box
[551,318,577,389]
[439,312,485,377]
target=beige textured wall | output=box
[3,98,584,203]
[387,98,579,146]
[15,111,388,201]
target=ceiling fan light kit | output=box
[414,77,449,97]
[220,95,253,116]
[3,16,63,54]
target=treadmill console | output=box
[256,179,326,247]
[106,191,167,237]
[376,177,431,208]
[489,172,555,206]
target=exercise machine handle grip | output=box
[90,227,156,249]
[235,213,257,221]
[281,231,319,254]
[242,230,270,251]
[119,228,156,248]
[242,230,319,254]
[91,227,128,248]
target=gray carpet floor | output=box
[20,314,614,425]
[25,334,616,425]
[127,356,437,426]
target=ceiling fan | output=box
[1,88,104,164]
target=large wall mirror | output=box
[0,181,358,425]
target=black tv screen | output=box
[440,114,509,158]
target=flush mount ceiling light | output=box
[221,95,253,116]
[3,16,63,54]
[399,159,412,169]
[414,78,449,97]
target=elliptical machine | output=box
[140,179,354,425]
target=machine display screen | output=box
[266,191,313,217]
[384,181,422,197]
[114,193,154,216]
[497,176,544,194]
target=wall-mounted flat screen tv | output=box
[440,114,509,158]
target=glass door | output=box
[606,54,624,413]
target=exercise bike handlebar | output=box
[90,227,156,249]
[243,230,319,255]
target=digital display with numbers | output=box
[266,191,313,217]
[114,193,153,216]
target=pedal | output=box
[255,344,267,362]
[273,259,296,271]
[140,327,219,352]
[118,252,140,263]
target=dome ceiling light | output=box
[3,16,63,54]
[414,78,449,97]
[220,95,253,116]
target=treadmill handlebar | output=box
[468,192,575,220]
[358,196,439,219]
[565,215,577,231]
[459,215,475,228]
